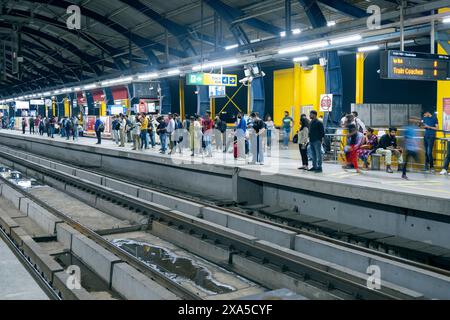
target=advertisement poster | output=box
[443,98,450,132]
[100,116,111,134]
[86,116,96,133]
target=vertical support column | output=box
[179,79,185,120]
[52,98,56,117]
[356,52,365,105]
[251,77,266,117]
[161,79,172,115]
[210,97,216,117]
[293,63,302,134]
[64,97,70,117]
[197,85,209,116]
[436,7,450,169]
[285,0,291,37]
[247,82,252,115]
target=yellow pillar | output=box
[64,98,70,117]
[436,8,450,168]
[356,52,365,104]
[210,98,215,117]
[100,101,106,117]
[52,100,56,117]
[179,79,185,120]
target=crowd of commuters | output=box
[6,107,450,177]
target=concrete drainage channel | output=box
[1,150,450,299]
[0,171,265,300]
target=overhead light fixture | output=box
[138,72,159,80]
[358,45,380,52]
[61,88,72,93]
[54,90,61,94]
[101,76,133,86]
[73,87,81,92]
[280,31,287,37]
[329,34,362,45]
[43,92,51,96]
[225,44,239,50]
[192,59,239,71]
[167,69,181,75]
[327,21,336,27]
[443,16,450,24]
[84,84,97,90]
[279,41,329,55]
[293,56,309,62]
[292,29,301,35]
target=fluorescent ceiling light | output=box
[53,90,61,94]
[358,45,380,52]
[280,31,286,37]
[327,21,336,27]
[292,29,301,35]
[293,56,309,62]
[225,44,239,50]
[101,76,133,86]
[329,34,362,45]
[279,41,329,55]
[84,84,97,90]
[138,72,159,80]
[192,59,239,71]
[443,16,450,24]
[167,69,181,75]
[73,87,81,92]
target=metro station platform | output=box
[0,129,449,250]
[0,129,448,211]
[0,237,49,300]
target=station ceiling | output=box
[0,0,415,96]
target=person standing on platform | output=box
[202,112,214,157]
[173,114,183,154]
[65,116,73,141]
[376,128,403,173]
[308,110,325,173]
[298,116,310,170]
[421,111,439,173]
[215,115,227,153]
[402,118,422,180]
[282,111,294,149]
[111,116,120,145]
[140,113,149,150]
[125,115,133,143]
[440,139,450,176]
[131,115,142,151]
[265,115,275,151]
[72,116,79,141]
[94,117,104,145]
[29,117,35,134]
[39,117,45,136]
[119,114,127,147]
[148,114,157,148]
[189,116,196,157]
[21,117,27,134]
[167,114,176,155]
[157,116,168,154]
[248,113,266,165]
[235,113,247,160]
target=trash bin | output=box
[371,154,381,171]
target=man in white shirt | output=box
[166,113,176,154]
[352,111,366,133]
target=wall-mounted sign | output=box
[209,86,226,98]
[187,73,237,87]
[320,94,333,112]
[30,99,45,105]
[15,101,30,109]
[381,50,450,81]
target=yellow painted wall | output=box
[436,7,450,167]
[273,64,326,134]
[273,68,294,127]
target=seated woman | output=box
[358,128,378,170]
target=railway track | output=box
[1,145,446,276]
[0,145,449,299]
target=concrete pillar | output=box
[232,168,262,205]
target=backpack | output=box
[98,122,105,132]
[115,121,121,131]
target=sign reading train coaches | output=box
[320,94,333,112]
[187,72,238,87]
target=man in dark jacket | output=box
[376,128,403,173]
[308,110,325,173]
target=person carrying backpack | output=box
[94,117,104,145]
